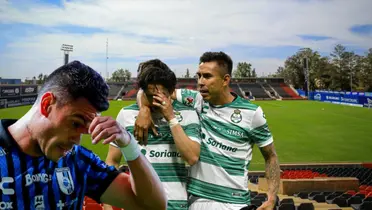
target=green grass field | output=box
[1,100,372,170]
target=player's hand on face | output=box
[88,116,131,148]
[152,92,175,121]
[134,107,158,146]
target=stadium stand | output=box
[248,163,372,210]
[104,77,302,102]
[240,83,270,99]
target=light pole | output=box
[61,44,74,65]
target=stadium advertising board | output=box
[359,96,372,108]
[6,97,22,108]
[21,85,38,95]
[0,96,37,109]
[0,86,21,97]
[21,96,37,105]
[311,91,372,107]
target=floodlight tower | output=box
[61,44,74,65]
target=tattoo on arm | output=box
[260,143,280,199]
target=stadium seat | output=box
[294,192,309,199]
[308,191,321,199]
[85,203,103,210]
[347,196,363,206]
[297,203,315,210]
[354,193,366,199]
[280,198,294,205]
[250,191,258,198]
[363,197,372,202]
[321,191,333,196]
[253,195,266,202]
[250,199,262,207]
[313,194,326,203]
[359,201,372,210]
[277,203,296,210]
[332,197,348,207]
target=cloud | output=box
[0,0,372,80]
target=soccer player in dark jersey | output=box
[0,61,166,210]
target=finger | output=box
[152,101,162,108]
[134,123,138,139]
[102,133,121,145]
[151,122,159,136]
[153,95,165,102]
[92,126,120,144]
[90,119,117,140]
[89,116,110,134]
[143,129,148,146]
[137,128,144,144]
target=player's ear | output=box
[40,92,56,117]
[223,74,231,87]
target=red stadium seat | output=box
[85,203,103,210]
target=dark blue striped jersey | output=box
[0,119,120,210]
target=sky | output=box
[0,0,372,80]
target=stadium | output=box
[1,76,371,210]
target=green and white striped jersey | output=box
[176,89,273,205]
[115,101,201,210]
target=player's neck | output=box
[8,108,43,157]
[210,89,235,106]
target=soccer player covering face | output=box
[0,61,166,210]
[135,52,280,210]
[105,59,201,210]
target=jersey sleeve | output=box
[250,106,273,147]
[77,148,120,203]
[176,89,203,113]
[182,110,202,144]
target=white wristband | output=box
[168,118,179,128]
[120,131,141,161]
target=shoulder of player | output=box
[228,96,260,111]
[172,100,196,111]
[122,103,140,111]
[69,145,96,161]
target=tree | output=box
[251,68,257,78]
[233,62,252,78]
[124,69,131,81]
[110,68,131,82]
[361,48,372,91]
[185,68,191,78]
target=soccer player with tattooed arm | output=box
[0,61,166,210]
[135,52,280,210]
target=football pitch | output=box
[1,100,371,170]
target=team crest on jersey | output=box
[230,109,242,123]
[175,111,183,122]
[184,97,194,106]
[56,167,74,195]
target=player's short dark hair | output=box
[138,59,176,94]
[137,59,171,78]
[37,61,109,112]
[199,51,233,76]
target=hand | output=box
[89,116,131,148]
[152,92,175,122]
[134,106,158,146]
[257,200,276,210]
